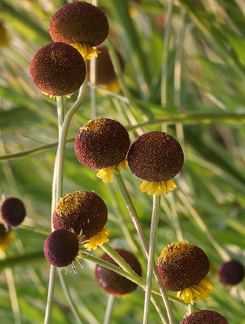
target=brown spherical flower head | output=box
[0,223,14,252]
[157,242,212,304]
[53,191,107,239]
[181,310,228,324]
[127,131,184,195]
[74,118,130,183]
[44,229,79,267]
[30,42,86,97]
[95,249,142,296]
[218,260,245,286]
[1,197,26,227]
[49,2,109,60]
[87,45,124,89]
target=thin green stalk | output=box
[83,252,185,305]
[143,195,161,324]
[114,172,174,324]
[103,295,114,324]
[58,272,84,324]
[5,267,21,324]
[161,0,173,107]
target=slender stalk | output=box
[44,97,64,324]
[58,272,84,324]
[5,267,21,324]
[143,195,160,324]
[83,253,185,305]
[103,295,114,324]
[187,304,193,315]
[114,172,174,324]
[161,0,173,107]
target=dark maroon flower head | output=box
[30,42,86,96]
[95,249,142,296]
[157,242,209,291]
[53,191,107,239]
[1,197,26,227]
[74,118,130,170]
[87,45,124,85]
[219,260,244,286]
[49,2,109,47]
[180,310,228,324]
[44,229,79,267]
[127,131,184,182]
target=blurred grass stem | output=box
[103,295,114,324]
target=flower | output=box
[44,229,79,267]
[218,260,244,286]
[0,224,14,252]
[53,191,108,250]
[157,242,212,304]
[1,197,26,227]
[49,2,109,60]
[0,21,10,49]
[95,248,142,295]
[30,42,86,97]
[87,45,124,92]
[181,310,228,324]
[127,131,184,195]
[74,118,130,183]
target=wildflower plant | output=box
[0,0,244,323]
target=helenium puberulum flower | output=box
[95,249,142,296]
[127,131,184,195]
[157,242,212,304]
[218,260,244,286]
[87,45,124,92]
[1,197,26,227]
[44,229,79,267]
[74,118,130,183]
[30,42,86,97]
[180,310,228,324]
[53,191,109,251]
[49,1,109,60]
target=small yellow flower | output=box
[177,277,213,304]
[84,227,109,251]
[0,225,14,252]
[97,160,128,184]
[71,43,99,61]
[140,179,176,196]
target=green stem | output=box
[103,295,114,324]
[5,267,21,324]
[114,172,174,323]
[127,113,245,129]
[161,0,173,107]
[143,195,161,324]
[58,272,84,324]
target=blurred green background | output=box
[0,0,244,323]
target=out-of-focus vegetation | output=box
[0,0,244,323]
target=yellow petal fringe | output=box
[97,160,128,184]
[177,277,213,304]
[71,42,99,60]
[140,179,176,196]
[84,227,109,251]
[0,231,14,252]
[99,80,121,95]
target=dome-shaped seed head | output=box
[127,131,184,182]
[87,45,124,85]
[30,42,86,96]
[181,310,228,324]
[53,191,107,239]
[44,229,79,267]
[157,242,209,291]
[1,197,26,227]
[95,249,142,295]
[49,2,109,47]
[74,118,130,170]
[218,260,244,285]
